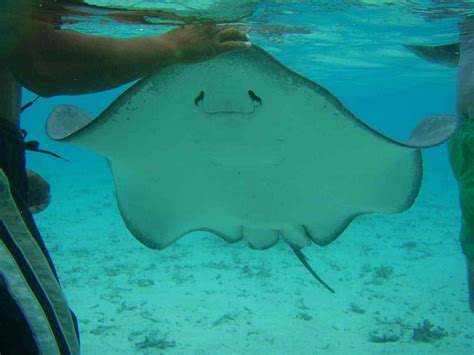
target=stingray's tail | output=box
[290,245,335,293]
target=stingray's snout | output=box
[194,89,262,115]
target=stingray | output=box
[405,43,459,68]
[47,46,457,292]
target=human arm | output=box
[10,21,250,97]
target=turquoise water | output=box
[19,1,474,353]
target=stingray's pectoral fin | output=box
[303,216,359,247]
[202,226,242,244]
[243,227,279,249]
[281,226,311,249]
[290,245,335,294]
[407,115,458,148]
[47,105,95,141]
[404,43,460,68]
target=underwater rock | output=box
[349,303,366,314]
[135,330,176,350]
[412,320,448,343]
[368,326,402,343]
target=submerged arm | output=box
[10,21,249,97]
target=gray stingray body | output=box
[47,46,457,252]
[405,43,460,68]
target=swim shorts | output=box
[0,120,80,355]
[448,119,474,260]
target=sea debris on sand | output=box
[412,319,448,343]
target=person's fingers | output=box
[215,27,249,43]
[217,40,252,53]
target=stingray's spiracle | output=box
[194,91,205,106]
[248,90,262,106]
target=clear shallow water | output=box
[17,0,474,353]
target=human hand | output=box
[162,24,251,64]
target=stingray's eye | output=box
[248,90,262,106]
[194,91,204,106]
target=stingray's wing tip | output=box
[407,114,458,148]
[404,43,459,67]
[46,105,94,141]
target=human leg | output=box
[0,120,79,354]
[448,122,474,311]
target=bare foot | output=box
[27,169,50,214]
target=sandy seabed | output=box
[31,150,474,355]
